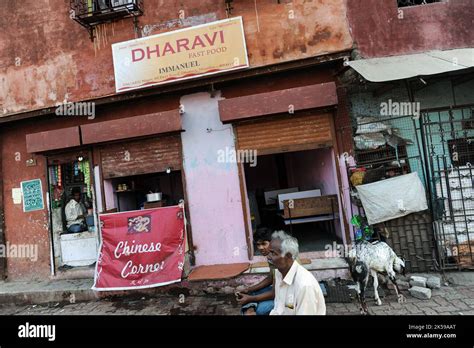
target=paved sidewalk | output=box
[0,272,472,315]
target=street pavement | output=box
[0,278,473,315]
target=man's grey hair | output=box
[272,230,299,260]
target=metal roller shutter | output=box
[235,112,334,155]
[100,134,182,179]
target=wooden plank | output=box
[26,127,81,153]
[81,110,182,145]
[219,82,338,123]
[329,111,351,243]
[237,162,253,260]
[100,135,182,179]
[283,195,338,219]
[179,163,196,265]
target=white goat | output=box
[347,240,406,314]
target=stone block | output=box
[409,286,432,300]
[410,276,427,288]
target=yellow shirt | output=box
[270,260,326,315]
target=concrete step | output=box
[245,257,350,281]
[0,279,97,305]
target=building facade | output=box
[0,0,354,281]
[1,0,472,284]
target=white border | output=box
[112,16,250,93]
[20,178,44,213]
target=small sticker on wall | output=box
[12,188,22,204]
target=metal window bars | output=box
[70,0,144,40]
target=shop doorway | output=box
[243,147,343,254]
[47,151,99,273]
[102,170,184,213]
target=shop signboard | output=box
[112,17,249,93]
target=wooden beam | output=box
[81,109,181,145]
[219,82,338,123]
[26,127,81,153]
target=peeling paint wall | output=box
[0,0,352,117]
[1,124,51,280]
[346,0,474,58]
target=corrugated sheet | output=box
[100,135,182,179]
[348,48,474,83]
[236,113,333,155]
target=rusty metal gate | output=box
[422,104,474,269]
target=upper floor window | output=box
[70,0,144,40]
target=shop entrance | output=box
[243,147,343,254]
[97,134,185,213]
[47,151,99,273]
[102,170,184,212]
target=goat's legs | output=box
[356,279,369,315]
[388,272,406,304]
[371,270,382,306]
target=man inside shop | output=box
[65,187,88,233]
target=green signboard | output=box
[21,179,44,213]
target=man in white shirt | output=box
[65,187,87,233]
[269,231,326,315]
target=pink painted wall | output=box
[286,148,337,195]
[104,180,115,211]
[285,148,344,241]
[180,92,249,265]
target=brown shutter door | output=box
[100,135,182,179]
[235,112,333,156]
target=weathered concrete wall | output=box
[0,0,353,117]
[346,0,474,58]
[1,123,51,281]
[180,92,249,266]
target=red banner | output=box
[92,205,185,291]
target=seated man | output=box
[65,187,87,233]
[269,231,326,315]
[236,228,275,315]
